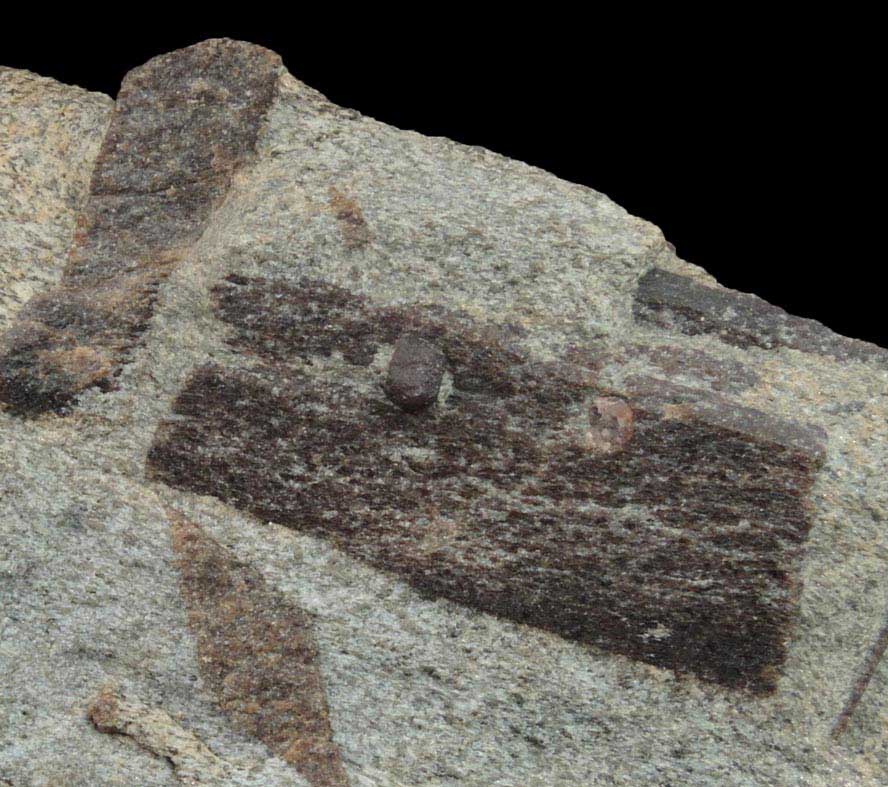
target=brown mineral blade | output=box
[634,267,888,365]
[0,40,280,415]
[168,510,350,787]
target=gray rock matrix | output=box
[1,40,886,786]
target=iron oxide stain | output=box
[585,396,634,453]
[327,186,371,250]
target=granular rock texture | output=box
[87,683,245,784]
[0,68,112,329]
[2,39,888,787]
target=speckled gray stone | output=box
[2,40,887,787]
[0,68,112,329]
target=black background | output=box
[2,21,877,345]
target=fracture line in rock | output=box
[832,612,888,738]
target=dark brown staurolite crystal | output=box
[168,511,349,787]
[0,40,280,414]
[147,273,826,694]
[634,267,888,365]
[384,333,446,413]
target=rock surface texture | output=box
[1,40,886,786]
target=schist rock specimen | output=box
[1,40,887,787]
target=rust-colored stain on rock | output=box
[328,186,371,249]
[168,511,349,787]
[585,396,634,453]
[832,614,888,738]
[86,685,121,735]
